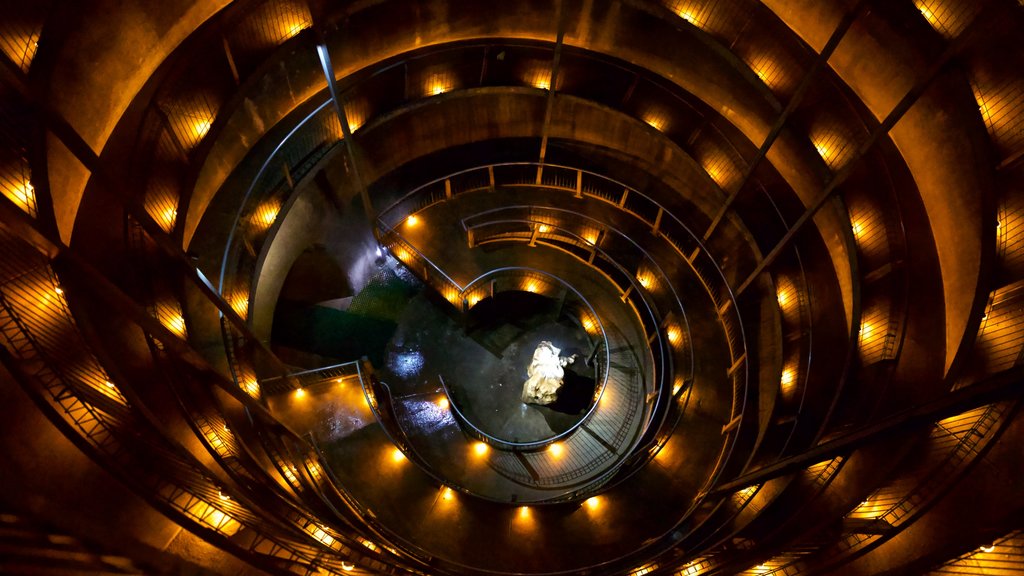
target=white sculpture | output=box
[521,341,577,405]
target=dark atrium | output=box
[1,0,1023,574]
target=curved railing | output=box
[375,161,747,471]
[438,267,610,452]
[458,209,686,445]
[376,161,745,420]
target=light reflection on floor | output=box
[267,381,376,442]
[400,398,456,435]
[388,348,425,379]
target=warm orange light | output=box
[781,368,796,390]
[391,447,406,462]
[284,21,306,39]
[406,214,419,227]
[441,487,454,501]
[518,506,530,519]
[341,561,356,572]
[637,271,655,290]
[260,204,279,227]
[548,443,564,458]
[165,314,186,337]
[674,5,704,28]
[777,289,789,307]
[105,380,115,388]
[242,378,260,399]
[851,219,865,239]
[583,230,599,245]
[537,224,551,233]
[218,490,230,501]
[193,118,212,141]
[527,67,552,91]
[437,397,449,410]
[642,112,667,132]
[426,74,453,96]
[230,294,249,319]
[860,321,874,340]
[468,293,483,307]
[8,179,35,213]
[672,378,684,395]
[585,496,600,510]
[473,442,489,456]
[582,316,597,333]
[666,325,683,347]
[161,207,177,229]
[704,163,727,188]
[524,281,540,293]
[295,387,306,398]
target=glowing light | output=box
[777,289,789,307]
[704,164,728,188]
[672,378,684,395]
[391,448,406,462]
[913,1,953,36]
[781,368,796,394]
[666,325,683,347]
[518,506,531,519]
[582,316,598,334]
[473,442,489,456]
[585,496,600,510]
[537,224,551,233]
[524,281,541,293]
[814,141,831,160]
[642,111,667,132]
[105,380,115,388]
[979,544,996,553]
[548,443,564,458]
[9,179,35,213]
[394,246,412,262]
[406,214,419,227]
[426,74,453,96]
[675,5,704,28]
[294,387,306,398]
[437,397,449,410]
[218,490,230,501]
[860,321,874,340]
[54,286,63,295]
[637,271,655,290]
[527,67,552,90]
[468,293,483,307]
[341,561,356,571]
[165,314,186,337]
[851,220,864,239]
[161,207,177,229]
[583,230,600,245]
[441,487,454,501]
[241,378,260,399]
[229,294,249,319]
[284,20,306,39]
[259,204,280,227]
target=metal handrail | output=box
[459,213,681,441]
[428,266,611,451]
